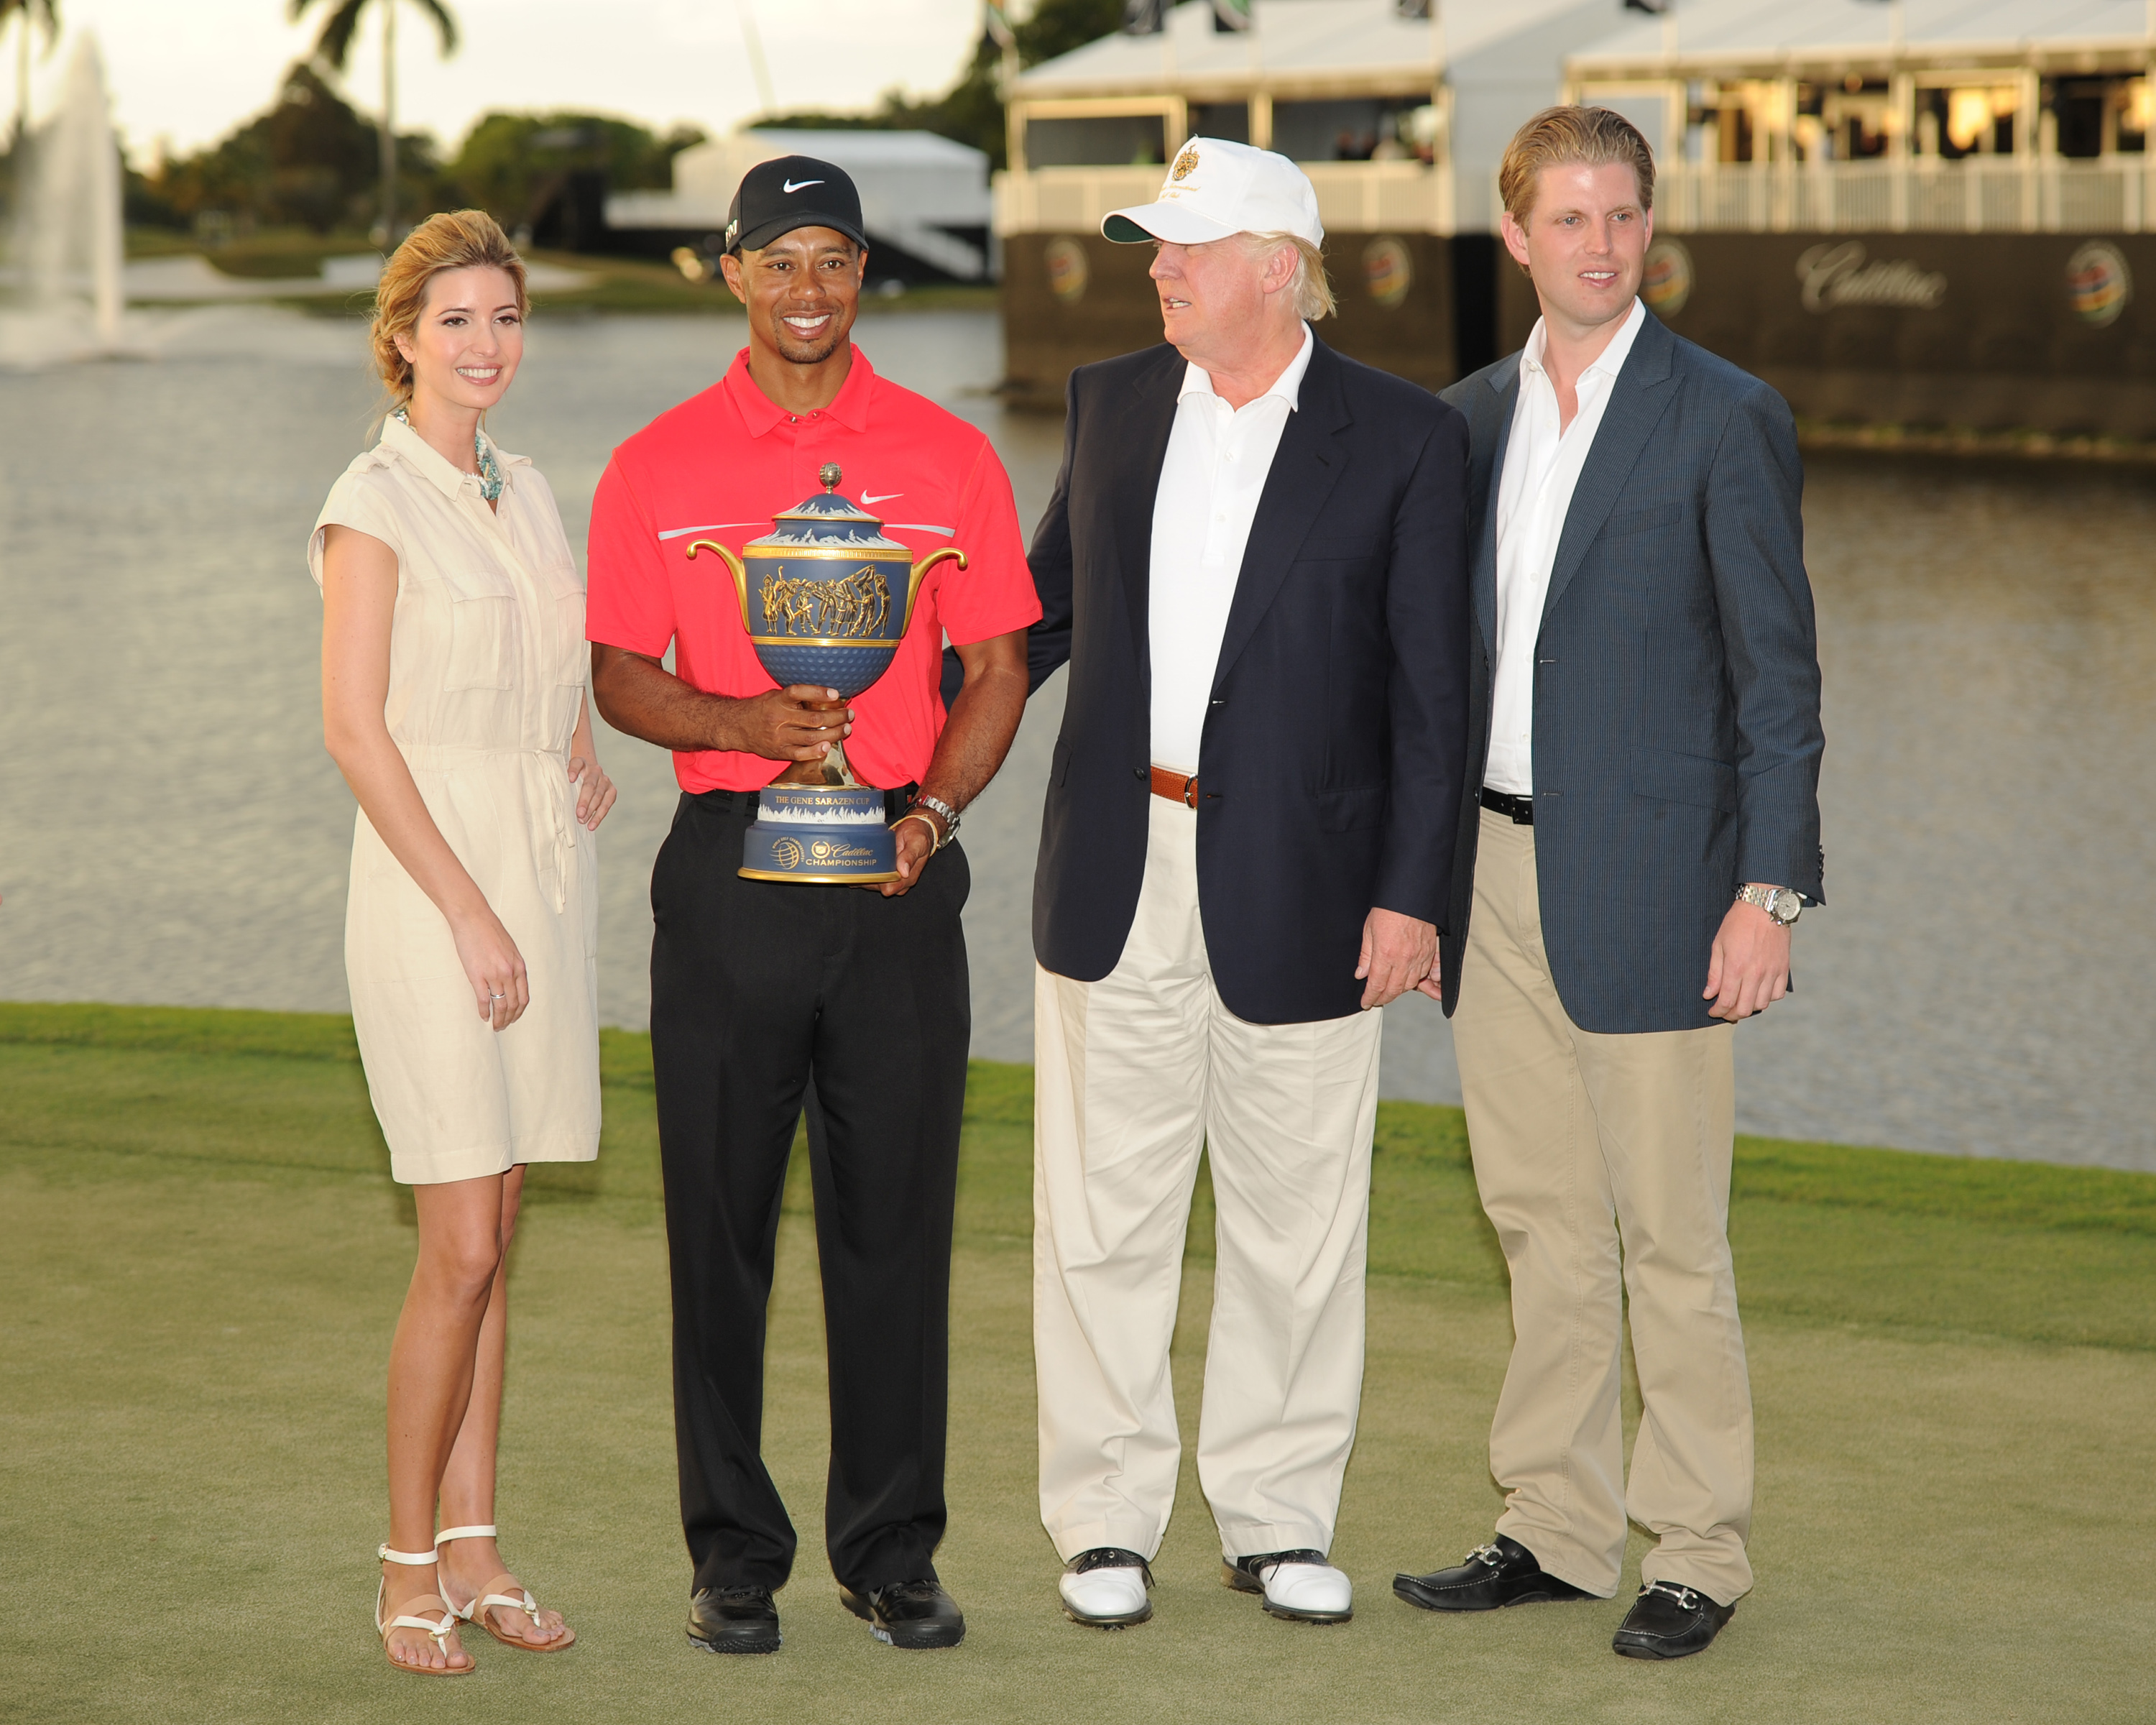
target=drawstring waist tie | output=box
[398,742,577,913]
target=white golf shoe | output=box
[1223,1549,1353,1623]
[1058,1548,1154,1627]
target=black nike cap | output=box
[725,155,868,257]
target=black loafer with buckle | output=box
[686,1584,781,1655]
[839,1577,967,1650]
[1392,1534,1594,1613]
[1611,1578,1735,1660]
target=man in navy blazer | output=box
[1391,109,1823,1661]
[1023,138,1470,1632]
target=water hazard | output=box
[1,306,2151,1169]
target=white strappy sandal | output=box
[435,1525,576,1652]
[375,1542,472,1676]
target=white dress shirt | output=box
[1147,323,1316,774]
[1484,297,1647,796]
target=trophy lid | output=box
[755,463,908,551]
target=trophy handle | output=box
[685,539,751,632]
[907,546,967,618]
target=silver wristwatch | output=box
[1736,883,1802,926]
[915,794,960,845]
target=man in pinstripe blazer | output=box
[1391,108,1824,1661]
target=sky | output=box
[21,0,989,166]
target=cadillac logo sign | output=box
[1795,242,1946,312]
[1641,239,1693,316]
[2066,241,2132,328]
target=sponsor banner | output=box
[1501,231,2153,395]
[1363,236,1414,308]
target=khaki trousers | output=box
[1452,806,1754,1604]
[1033,794,1384,1563]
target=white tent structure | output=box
[608,129,995,282]
[1001,0,1628,236]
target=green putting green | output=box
[2,1002,2152,1724]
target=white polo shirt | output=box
[1147,323,1316,776]
[1485,297,1646,796]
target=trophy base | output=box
[739,783,898,884]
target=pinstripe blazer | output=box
[1437,309,1825,1034]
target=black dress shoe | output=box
[1392,1534,1594,1613]
[686,1585,781,1654]
[1612,1579,1734,1660]
[838,1578,967,1650]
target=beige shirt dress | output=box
[309,414,600,1185]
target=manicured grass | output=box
[4,1003,2154,1724]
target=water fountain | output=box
[3,32,127,364]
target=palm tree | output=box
[288,0,457,244]
[2,0,59,151]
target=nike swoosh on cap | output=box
[782,178,824,193]
[861,491,902,504]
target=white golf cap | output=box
[1101,136,1323,247]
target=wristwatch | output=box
[1736,883,1802,927]
[914,794,961,847]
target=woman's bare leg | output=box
[435,1166,567,1643]
[379,1172,506,1673]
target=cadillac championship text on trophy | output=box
[688,464,965,884]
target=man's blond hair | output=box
[1241,231,1336,321]
[1498,105,1656,228]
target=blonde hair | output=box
[369,209,529,410]
[1241,231,1336,321]
[1498,106,1656,228]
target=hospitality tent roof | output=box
[1011,0,1621,101]
[1569,0,2156,79]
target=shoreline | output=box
[8,998,2153,1202]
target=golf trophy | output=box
[687,464,965,884]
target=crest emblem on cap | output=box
[1171,145,1199,182]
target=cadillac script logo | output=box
[2066,241,2132,328]
[1171,144,1199,181]
[761,566,891,639]
[1795,242,1946,312]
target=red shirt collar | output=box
[722,343,878,438]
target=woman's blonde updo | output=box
[369,209,529,409]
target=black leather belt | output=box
[1480,786,1534,825]
[692,781,918,820]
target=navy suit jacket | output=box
[1437,310,1825,1034]
[1028,337,1472,1025]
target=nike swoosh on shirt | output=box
[861,491,902,505]
[782,178,824,193]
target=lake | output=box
[1,304,2151,1169]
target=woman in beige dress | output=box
[312,210,613,1676]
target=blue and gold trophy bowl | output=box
[688,464,964,884]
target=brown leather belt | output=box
[1149,765,1199,807]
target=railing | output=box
[997,157,2152,239]
[995,160,1447,235]
[1654,159,2154,234]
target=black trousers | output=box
[649,790,971,1595]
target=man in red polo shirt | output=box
[586,157,1037,1657]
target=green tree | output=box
[288,0,456,242]
[152,60,437,234]
[758,0,1123,170]
[1,0,58,149]
[449,111,703,234]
